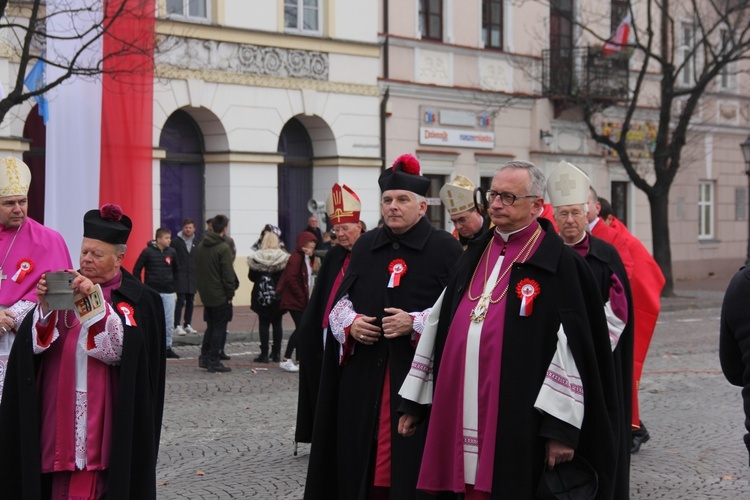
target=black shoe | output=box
[198,355,208,369]
[631,422,650,453]
[166,348,180,359]
[219,351,231,361]
[207,362,231,373]
[271,354,280,363]
[254,355,269,363]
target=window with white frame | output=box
[698,180,714,239]
[681,21,696,85]
[482,0,503,49]
[419,0,443,41]
[167,0,208,20]
[285,0,321,34]
[719,27,735,90]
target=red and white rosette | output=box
[387,259,408,288]
[516,278,541,317]
[11,258,34,284]
[117,302,137,327]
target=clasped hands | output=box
[350,308,413,345]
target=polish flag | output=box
[603,13,632,57]
[44,1,155,271]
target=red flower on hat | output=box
[100,204,123,221]
[393,154,421,175]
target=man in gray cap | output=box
[0,204,166,499]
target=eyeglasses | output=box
[485,190,538,206]
[450,215,472,226]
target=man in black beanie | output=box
[0,204,166,499]
[305,154,463,499]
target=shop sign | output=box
[419,127,495,149]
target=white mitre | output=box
[546,161,590,208]
[439,175,476,215]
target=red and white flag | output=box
[45,1,155,271]
[603,13,632,56]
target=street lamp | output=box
[741,136,750,264]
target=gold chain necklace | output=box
[468,225,542,323]
[63,310,79,329]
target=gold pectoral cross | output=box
[0,268,7,290]
[470,295,489,323]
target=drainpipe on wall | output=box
[380,0,389,172]
[380,86,390,172]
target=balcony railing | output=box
[542,46,629,101]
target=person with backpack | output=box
[248,231,290,363]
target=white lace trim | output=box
[409,309,431,339]
[75,390,88,470]
[328,294,358,346]
[0,354,6,403]
[8,300,34,330]
[84,306,124,365]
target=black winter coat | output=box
[305,217,463,500]
[133,240,178,294]
[171,233,198,294]
[720,265,750,465]
[295,244,350,444]
[585,234,634,500]
[398,219,618,499]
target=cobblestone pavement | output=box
[156,303,750,499]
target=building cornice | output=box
[155,65,380,96]
[380,80,535,109]
[312,156,381,168]
[156,20,381,59]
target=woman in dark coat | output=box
[276,231,318,371]
[247,232,289,362]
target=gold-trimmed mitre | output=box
[0,157,31,198]
[439,175,476,215]
[326,183,361,224]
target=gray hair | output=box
[553,203,589,216]
[115,244,127,255]
[498,160,546,197]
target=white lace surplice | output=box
[33,304,124,469]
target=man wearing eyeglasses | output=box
[439,175,490,249]
[549,161,634,499]
[399,160,618,498]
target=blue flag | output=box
[23,53,48,125]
